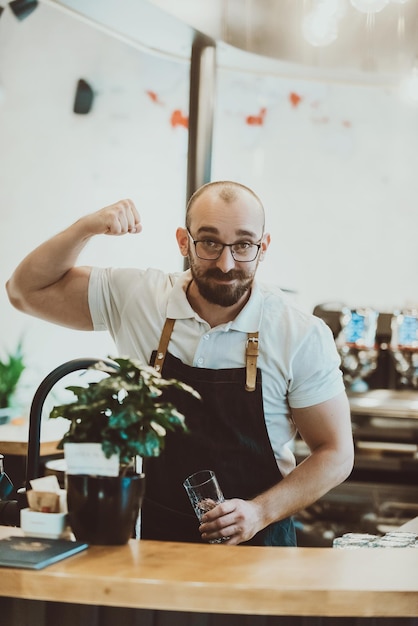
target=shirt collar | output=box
[166,270,195,319]
[227,281,263,333]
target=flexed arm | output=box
[6,199,141,330]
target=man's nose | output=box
[215,246,236,273]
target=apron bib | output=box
[141,319,296,547]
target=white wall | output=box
[1,1,418,413]
[0,2,189,410]
[211,63,418,314]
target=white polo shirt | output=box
[88,267,344,476]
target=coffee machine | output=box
[335,307,379,392]
[389,308,418,389]
[313,303,403,391]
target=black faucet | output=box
[0,357,117,526]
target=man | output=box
[6,181,354,546]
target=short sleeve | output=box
[287,318,345,408]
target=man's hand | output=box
[83,198,142,236]
[198,498,263,545]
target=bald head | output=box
[186,181,265,231]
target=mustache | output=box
[200,268,248,281]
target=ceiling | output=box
[149,0,418,82]
[50,0,418,85]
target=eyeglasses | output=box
[187,229,262,262]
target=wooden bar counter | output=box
[0,526,417,623]
[0,417,68,457]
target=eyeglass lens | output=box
[195,241,259,262]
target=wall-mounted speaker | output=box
[73,79,94,115]
[9,0,38,21]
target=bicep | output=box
[291,391,353,456]
[28,266,93,330]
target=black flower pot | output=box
[66,472,145,545]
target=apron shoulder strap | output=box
[245,332,259,392]
[153,318,175,372]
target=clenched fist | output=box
[83,199,142,236]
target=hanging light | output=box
[350,0,389,13]
[302,0,345,47]
[302,12,338,46]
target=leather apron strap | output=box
[153,318,175,373]
[153,319,259,391]
[245,332,259,392]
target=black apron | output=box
[140,319,296,547]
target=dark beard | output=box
[189,257,254,307]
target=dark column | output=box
[184,33,216,271]
[186,32,216,203]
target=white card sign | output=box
[64,443,119,477]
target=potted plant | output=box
[48,356,199,545]
[0,341,25,426]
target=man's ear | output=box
[176,227,189,257]
[259,232,271,262]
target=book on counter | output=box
[0,535,88,570]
